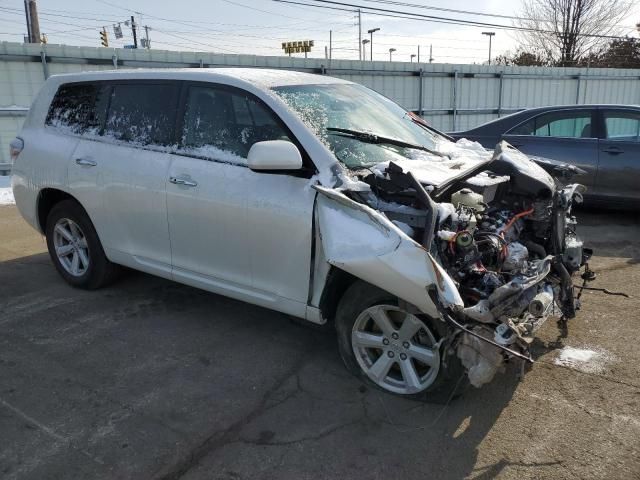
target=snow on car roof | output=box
[47,67,352,90]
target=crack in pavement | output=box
[152,350,315,480]
[237,419,362,447]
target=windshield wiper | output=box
[326,127,447,158]
[405,112,455,141]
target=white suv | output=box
[11,68,589,399]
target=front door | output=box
[166,83,315,315]
[596,109,640,204]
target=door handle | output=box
[602,147,623,155]
[169,176,198,187]
[75,157,97,167]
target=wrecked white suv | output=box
[11,69,589,398]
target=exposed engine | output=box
[352,148,590,388]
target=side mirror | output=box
[247,140,303,171]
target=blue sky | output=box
[1,0,639,64]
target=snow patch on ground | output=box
[0,176,14,205]
[554,346,613,374]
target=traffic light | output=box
[100,29,108,47]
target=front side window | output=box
[604,111,640,142]
[46,83,108,134]
[104,83,179,146]
[510,111,592,138]
[180,85,291,163]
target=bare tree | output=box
[517,0,633,66]
[493,48,553,66]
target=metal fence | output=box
[2,41,640,163]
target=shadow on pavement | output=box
[0,252,527,480]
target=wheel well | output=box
[37,188,78,232]
[318,267,358,324]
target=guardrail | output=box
[0,106,29,117]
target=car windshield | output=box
[271,83,450,169]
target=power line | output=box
[347,0,639,29]
[93,0,350,25]
[151,28,241,54]
[272,0,636,40]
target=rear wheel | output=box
[45,200,119,289]
[336,280,466,401]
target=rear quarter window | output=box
[46,83,109,134]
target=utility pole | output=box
[429,44,433,63]
[410,54,416,63]
[417,45,420,63]
[329,30,332,61]
[144,25,151,49]
[23,0,31,43]
[130,15,138,49]
[24,0,41,43]
[482,31,495,65]
[28,1,41,43]
[367,27,380,61]
[358,9,362,61]
[389,47,396,61]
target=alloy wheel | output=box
[351,305,440,394]
[52,218,90,277]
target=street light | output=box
[367,27,380,61]
[410,54,416,63]
[389,47,396,61]
[482,31,495,65]
[362,39,370,62]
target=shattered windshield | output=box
[272,84,450,169]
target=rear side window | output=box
[46,83,109,134]
[510,111,593,138]
[104,83,180,146]
[180,85,291,163]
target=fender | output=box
[313,185,463,318]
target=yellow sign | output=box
[282,40,314,54]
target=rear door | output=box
[46,83,108,227]
[502,109,599,190]
[595,109,640,204]
[70,81,180,273]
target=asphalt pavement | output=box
[1,204,639,480]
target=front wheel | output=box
[335,280,466,401]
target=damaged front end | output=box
[316,141,591,389]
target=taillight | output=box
[9,138,23,163]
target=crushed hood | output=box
[360,140,555,194]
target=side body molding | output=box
[314,186,463,318]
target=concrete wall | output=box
[2,41,640,163]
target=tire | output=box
[45,199,120,289]
[335,280,467,402]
